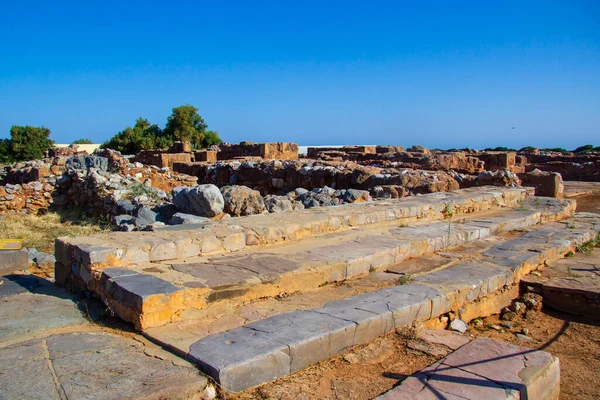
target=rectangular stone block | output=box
[0,250,28,275]
[101,268,182,311]
[187,327,290,392]
[244,310,356,373]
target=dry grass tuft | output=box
[0,211,109,253]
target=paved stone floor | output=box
[0,274,210,400]
[522,246,600,318]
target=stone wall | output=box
[474,152,526,173]
[518,170,564,198]
[526,161,600,182]
[218,142,298,160]
[173,159,460,196]
[134,151,192,169]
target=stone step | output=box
[173,213,599,392]
[61,197,573,330]
[375,337,559,400]
[56,186,530,279]
[521,233,600,319]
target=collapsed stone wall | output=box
[308,149,485,174]
[173,159,462,196]
[0,151,198,216]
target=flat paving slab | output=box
[376,337,560,400]
[0,274,209,399]
[522,244,600,318]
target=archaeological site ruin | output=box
[1,141,600,399]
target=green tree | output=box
[0,139,13,164]
[163,105,209,148]
[102,105,223,154]
[202,130,223,147]
[9,125,54,161]
[101,118,163,154]
[519,146,536,152]
[573,144,594,153]
[72,138,94,144]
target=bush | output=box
[540,147,568,153]
[102,105,222,154]
[8,126,54,161]
[573,144,594,153]
[72,138,94,144]
[0,139,13,164]
[483,146,517,152]
[519,146,536,152]
[101,118,163,154]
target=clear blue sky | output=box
[1,1,598,149]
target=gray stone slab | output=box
[172,262,262,288]
[0,339,62,399]
[0,250,28,275]
[414,263,512,303]
[0,278,87,343]
[43,332,207,400]
[376,337,559,400]
[188,327,290,392]
[101,268,182,309]
[244,310,356,373]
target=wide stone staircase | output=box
[54,186,600,393]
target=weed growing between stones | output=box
[576,232,600,255]
[125,182,160,201]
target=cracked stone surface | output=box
[172,213,598,392]
[521,246,600,318]
[376,338,559,400]
[0,275,208,400]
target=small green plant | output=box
[319,281,329,287]
[395,274,412,285]
[369,266,376,273]
[575,233,600,255]
[515,199,528,211]
[125,182,157,200]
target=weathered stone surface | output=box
[376,338,559,400]
[168,212,211,225]
[0,276,87,342]
[173,184,224,217]
[221,185,266,216]
[0,333,208,400]
[0,250,28,275]
[133,206,158,226]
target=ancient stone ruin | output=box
[2,141,600,398]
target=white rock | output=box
[449,319,468,334]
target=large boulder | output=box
[172,184,224,217]
[264,195,305,213]
[133,206,158,226]
[221,186,266,216]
